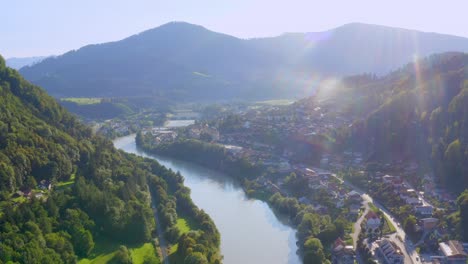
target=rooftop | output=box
[366,211,379,219]
[439,240,468,257]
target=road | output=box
[150,192,170,264]
[351,198,370,249]
[333,174,421,264]
[361,194,421,264]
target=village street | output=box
[332,173,421,264]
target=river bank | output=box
[114,135,302,264]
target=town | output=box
[106,98,467,264]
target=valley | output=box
[1,7,468,264]
[114,135,301,264]
[128,53,467,263]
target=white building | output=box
[366,211,381,234]
[415,205,433,216]
[377,239,404,264]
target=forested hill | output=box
[20,22,468,100]
[322,52,467,193]
[0,56,221,263]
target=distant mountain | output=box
[20,22,468,100]
[6,56,47,69]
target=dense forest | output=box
[136,135,261,181]
[0,56,220,264]
[320,53,468,242]
[322,53,468,194]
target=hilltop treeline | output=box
[330,53,468,194]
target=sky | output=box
[3,0,468,58]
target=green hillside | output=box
[0,55,220,263]
[328,53,468,193]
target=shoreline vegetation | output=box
[0,59,220,264]
[146,158,222,264]
[136,133,353,264]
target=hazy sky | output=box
[3,0,468,58]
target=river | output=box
[113,135,301,264]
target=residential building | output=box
[420,218,439,231]
[331,238,355,264]
[415,205,434,216]
[438,240,468,264]
[348,204,361,217]
[376,239,404,264]
[366,211,381,234]
[347,190,361,202]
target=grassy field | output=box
[130,243,159,264]
[61,97,101,105]
[368,202,379,212]
[368,202,397,234]
[55,174,76,190]
[168,216,197,263]
[176,218,191,234]
[344,223,354,245]
[78,237,119,264]
[382,214,397,234]
[78,237,159,264]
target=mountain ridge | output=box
[20,22,468,100]
[6,56,47,70]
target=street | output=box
[150,191,170,264]
[335,174,421,264]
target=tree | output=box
[113,246,132,264]
[26,176,37,189]
[73,229,94,257]
[403,215,417,235]
[443,140,464,191]
[318,223,339,246]
[303,237,326,264]
[457,190,468,241]
[184,252,208,264]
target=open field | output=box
[130,243,159,264]
[176,218,191,234]
[368,202,379,212]
[78,237,159,264]
[61,97,101,105]
[168,216,198,262]
[382,215,397,234]
[55,174,76,190]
